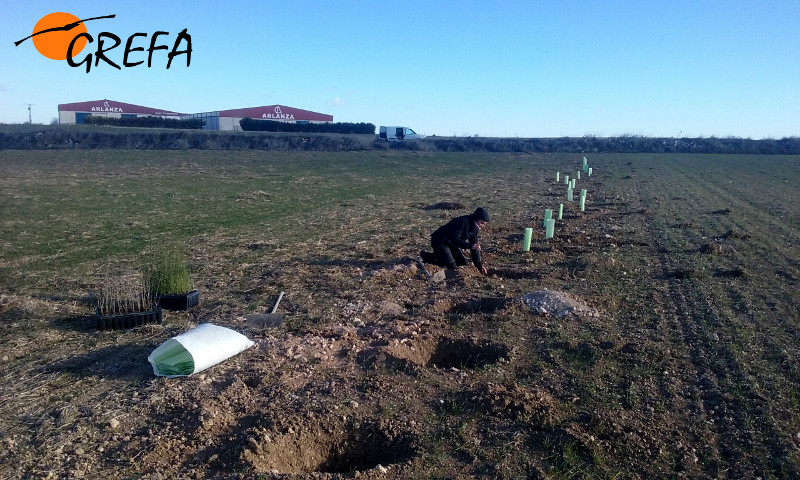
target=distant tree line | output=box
[239,118,375,134]
[1,125,798,154]
[419,135,800,155]
[84,115,205,130]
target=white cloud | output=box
[326,96,345,107]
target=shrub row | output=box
[239,118,375,134]
[84,115,205,129]
[1,126,798,154]
[423,135,800,155]
[0,128,373,151]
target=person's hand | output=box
[480,266,488,275]
[472,242,482,251]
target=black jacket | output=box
[431,213,480,250]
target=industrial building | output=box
[185,105,333,131]
[57,99,182,125]
[57,99,333,131]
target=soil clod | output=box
[700,242,723,254]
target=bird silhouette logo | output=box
[14,12,115,60]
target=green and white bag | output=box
[148,323,254,377]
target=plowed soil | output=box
[1,151,799,479]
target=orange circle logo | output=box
[31,12,88,60]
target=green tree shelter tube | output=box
[523,227,533,251]
[545,219,555,239]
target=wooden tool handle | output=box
[271,291,285,313]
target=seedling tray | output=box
[97,306,163,330]
[156,290,200,310]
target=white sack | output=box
[148,323,254,378]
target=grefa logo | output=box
[13,12,191,73]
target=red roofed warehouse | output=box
[58,99,183,125]
[187,105,333,131]
[58,100,333,131]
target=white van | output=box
[379,126,425,142]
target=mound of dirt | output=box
[478,382,561,425]
[518,289,599,317]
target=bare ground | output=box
[1,153,799,479]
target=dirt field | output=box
[1,151,799,479]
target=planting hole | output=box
[667,268,697,279]
[427,337,510,369]
[451,297,506,314]
[243,420,417,474]
[490,267,541,280]
[719,228,749,240]
[423,201,465,210]
[714,267,747,278]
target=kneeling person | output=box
[420,207,489,274]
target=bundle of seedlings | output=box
[147,250,199,310]
[94,266,162,330]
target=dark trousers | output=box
[424,241,481,270]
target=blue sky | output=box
[2,1,798,138]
